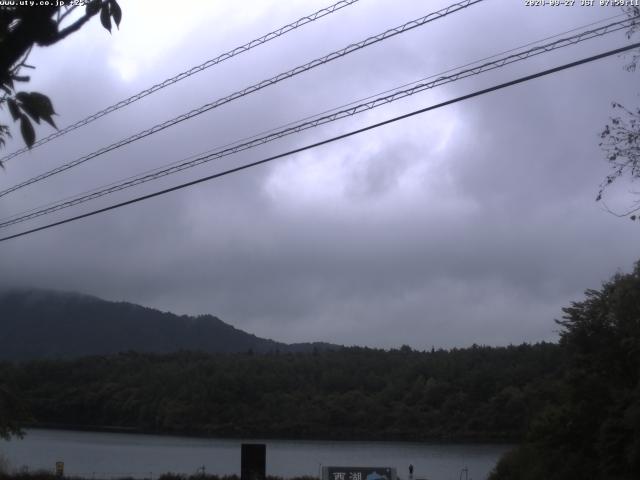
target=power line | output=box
[14,5,621,226]
[0,15,634,229]
[222,11,630,144]
[1,41,638,244]
[7,11,623,226]
[0,0,485,199]
[0,0,362,164]
[0,14,634,228]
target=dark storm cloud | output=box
[1,0,638,348]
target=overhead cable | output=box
[0,0,485,198]
[0,15,635,229]
[0,0,362,164]
[1,41,638,244]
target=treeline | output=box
[0,342,565,442]
[0,472,316,480]
[489,261,640,480]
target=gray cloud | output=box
[1,0,639,349]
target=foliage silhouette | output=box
[490,260,640,480]
[0,342,565,441]
[0,1,121,157]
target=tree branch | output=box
[39,12,93,46]
[56,6,78,26]
[600,199,640,217]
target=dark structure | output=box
[241,443,266,480]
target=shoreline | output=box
[20,424,517,446]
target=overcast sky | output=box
[1,0,639,349]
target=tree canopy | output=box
[0,0,122,439]
[490,260,640,480]
[0,384,29,440]
[597,7,640,220]
[0,343,565,442]
[0,0,121,156]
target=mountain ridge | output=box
[0,287,338,360]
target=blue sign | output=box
[323,466,396,480]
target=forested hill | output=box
[0,288,335,360]
[0,344,565,441]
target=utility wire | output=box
[0,13,633,226]
[0,15,633,226]
[0,0,362,164]
[24,1,622,224]
[0,15,635,229]
[0,10,627,193]
[205,11,630,149]
[7,13,635,216]
[1,41,638,244]
[6,12,625,216]
[0,0,485,199]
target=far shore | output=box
[16,424,517,446]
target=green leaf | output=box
[7,98,20,121]
[14,92,29,103]
[2,75,14,91]
[41,114,57,129]
[86,0,101,16]
[20,105,41,124]
[15,95,40,125]
[20,115,35,148]
[26,92,56,116]
[13,91,57,128]
[110,0,122,28]
[100,3,112,32]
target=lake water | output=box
[0,429,512,480]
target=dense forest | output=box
[0,343,564,442]
[2,263,638,479]
[489,261,640,480]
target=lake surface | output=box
[0,429,512,480]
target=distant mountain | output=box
[0,288,337,360]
